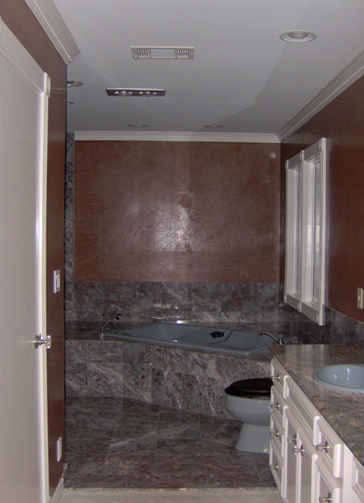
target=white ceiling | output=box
[52,0,364,136]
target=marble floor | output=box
[65,397,276,490]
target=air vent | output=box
[106,88,166,97]
[131,46,194,60]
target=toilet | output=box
[224,377,273,454]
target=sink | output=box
[313,364,364,393]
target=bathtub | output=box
[105,322,276,356]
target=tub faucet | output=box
[257,331,284,345]
[99,313,120,340]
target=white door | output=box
[0,19,50,503]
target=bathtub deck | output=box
[65,397,275,489]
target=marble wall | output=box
[65,133,285,326]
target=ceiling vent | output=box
[131,46,194,60]
[106,88,166,97]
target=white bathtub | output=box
[106,322,275,356]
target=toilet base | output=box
[235,422,270,454]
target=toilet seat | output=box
[225,377,273,399]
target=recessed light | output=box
[203,124,224,129]
[67,80,84,87]
[128,123,148,128]
[279,30,317,43]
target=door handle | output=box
[33,334,52,349]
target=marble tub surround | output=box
[65,319,293,341]
[271,344,364,467]
[65,280,284,324]
[65,396,276,489]
[65,333,272,419]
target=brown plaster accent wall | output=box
[0,0,67,494]
[74,141,280,283]
[281,75,364,323]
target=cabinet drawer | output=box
[271,385,285,425]
[269,438,284,495]
[270,409,284,456]
[315,418,344,479]
[286,376,320,440]
[271,358,287,396]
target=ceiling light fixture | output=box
[131,46,194,60]
[106,88,166,97]
[67,80,84,87]
[279,30,317,43]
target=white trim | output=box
[278,49,364,141]
[74,130,279,143]
[36,69,50,503]
[0,18,48,93]
[284,139,328,326]
[49,477,64,503]
[23,0,79,64]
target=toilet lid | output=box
[225,377,273,398]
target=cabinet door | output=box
[285,408,316,503]
[285,410,299,503]
[297,429,316,503]
[315,459,342,503]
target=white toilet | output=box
[224,377,272,454]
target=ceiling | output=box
[52,0,364,136]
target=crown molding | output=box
[74,131,279,143]
[23,0,79,64]
[278,48,364,141]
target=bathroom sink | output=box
[313,364,364,393]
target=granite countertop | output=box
[271,344,364,467]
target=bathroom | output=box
[64,90,364,489]
[3,1,364,501]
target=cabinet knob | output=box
[287,434,297,445]
[270,464,280,471]
[270,403,280,411]
[270,429,280,438]
[316,441,330,453]
[293,444,305,456]
[319,493,332,502]
[271,374,281,383]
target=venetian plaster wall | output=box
[74,140,281,283]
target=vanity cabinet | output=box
[270,357,363,503]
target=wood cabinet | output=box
[270,357,364,503]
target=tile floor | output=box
[65,397,276,490]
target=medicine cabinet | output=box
[284,138,328,326]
